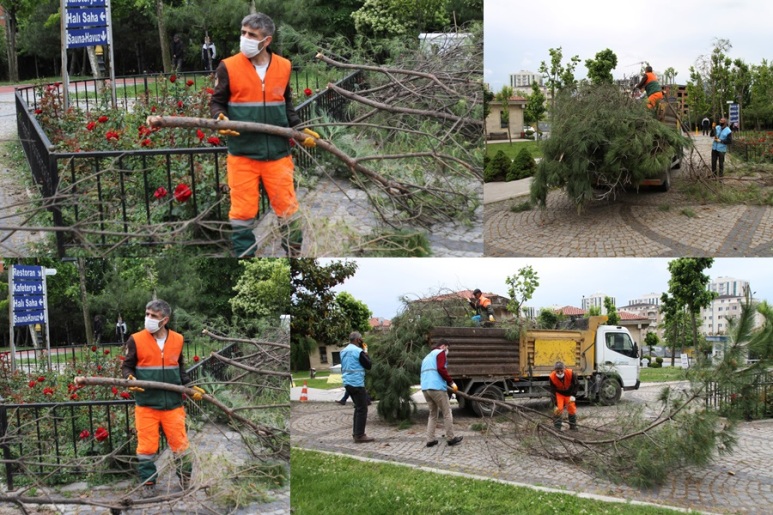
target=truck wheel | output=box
[597,377,622,406]
[471,383,504,417]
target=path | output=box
[484,134,773,257]
[292,382,773,514]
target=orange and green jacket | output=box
[210,49,301,161]
[121,329,192,410]
[643,71,661,96]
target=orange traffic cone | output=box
[300,381,308,402]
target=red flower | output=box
[38,376,46,382]
[196,129,205,141]
[154,187,168,199]
[34,108,43,115]
[98,115,108,123]
[91,346,97,352]
[68,383,76,392]
[174,183,192,203]
[205,87,214,94]
[151,106,157,113]
[104,349,111,355]
[97,365,103,372]
[304,88,313,97]
[186,79,194,87]
[118,355,126,361]
[79,430,90,440]
[169,75,177,83]
[70,393,78,400]
[193,355,200,362]
[43,387,54,396]
[28,380,36,388]
[86,121,96,131]
[207,136,221,146]
[105,130,120,141]
[120,392,131,399]
[95,427,109,442]
[177,100,184,108]
[141,138,153,147]
[111,386,118,396]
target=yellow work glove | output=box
[127,375,144,393]
[190,386,206,401]
[570,396,576,403]
[216,113,240,137]
[450,382,458,392]
[301,128,320,148]
[362,343,368,353]
[489,315,495,322]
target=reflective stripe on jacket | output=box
[643,71,661,96]
[420,348,447,391]
[132,329,185,410]
[340,343,366,387]
[222,52,292,161]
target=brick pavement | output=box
[484,135,773,257]
[292,383,773,514]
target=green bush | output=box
[649,361,662,368]
[656,357,664,364]
[506,147,536,181]
[485,150,510,183]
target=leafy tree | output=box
[523,81,546,126]
[661,66,677,85]
[708,38,733,120]
[290,259,358,370]
[494,85,513,142]
[335,291,372,334]
[644,332,659,356]
[352,0,449,37]
[536,308,564,329]
[538,46,580,114]
[686,66,711,129]
[663,258,717,354]
[505,265,538,320]
[482,83,494,137]
[585,48,617,85]
[230,259,291,322]
[585,305,601,317]
[603,296,619,325]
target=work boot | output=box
[568,414,578,431]
[280,219,303,257]
[231,224,257,257]
[426,440,438,448]
[553,415,563,431]
[353,434,374,443]
[447,436,463,446]
[140,483,156,499]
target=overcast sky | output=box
[484,0,773,92]
[322,258,773,319]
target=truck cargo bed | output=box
[429,327,519,377]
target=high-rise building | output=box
[582,293,613,311]
[709,277,750,297]
[509,70,542,90]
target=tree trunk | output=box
[78,257,93,346]
[86,46,99,78]
[156,0,171,73]
[4,7,19,82]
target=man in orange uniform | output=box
[211,12,319,257]
[122,299,205,498]
[548,361,578,431]
[469,288,495,325]
[634,65,663,109]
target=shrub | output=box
[506,147,536,181]
[485,150,510,183]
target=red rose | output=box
[304,88,312,96]
[98,115,108,123]
[205,87,214,94]
[97,365,103,372]
[104,349,110,355]
[91,346,97,352]
[95,427,109,442]
[120,392,131,399]
[111,386,118,395]
[154,187,168,199]
[196,129,205,141]
[86,121,96,131]
[38,376,46,382]
[68,383,76,392]
[70,393,78,400]
[118,355,126,361]
[186,79,194,87]
[169,75,177,83]
[43,387,54,396]
[151,106,157,113]
[105,130,120,141]
[207,136,221,146]
[177,100,184,108]
[141,138,152,147]
[34,109,43,115]
[193,355,200,362]
[28,380,36,388]
[79,430,90,440]
[174,183,192,203]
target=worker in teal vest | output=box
[340,331,373,443]
[420,339,463,447]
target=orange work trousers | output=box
[554,393,577,415]
[227,154,298,222]
[135,405,189,456]
[647,91,664,109]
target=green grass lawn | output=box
[292,370,342,390]
[486,140,543,160]
[639,366,688,382]
[291,449,692,515]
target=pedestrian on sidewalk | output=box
[712,117,732,177]
[340,331,373,443]
[421,339,463,447]
[701,116,710,136]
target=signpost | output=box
[729,103,740,127]
[8,265,55,372]
[60,0,116,109]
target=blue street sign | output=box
[729,103,740,125]
[10,265,43,280]
[12,295,46,312]
[11,281,44,295]
[65,8,108,29]
[66,0,106,7]
[12,311,46,326]
[66,27,109,48]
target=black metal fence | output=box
[16,69,363,256]
[730,139,773,163]
[705,368,773,420]
[0,341,241,489]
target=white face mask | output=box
[145,316,163,334]
[240,35,268,58]
[556,372,565,379]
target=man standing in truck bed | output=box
[549,361,578,431]
[634,66,663,109]
[469,288,495,325]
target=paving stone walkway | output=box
[484,135,773,257]
[292,382,773,514]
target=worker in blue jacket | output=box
[712,117,732,177]
[340,331,373,443]
[421,339,463,448]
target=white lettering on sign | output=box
[67,12,81,25]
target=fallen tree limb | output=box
[202,328,290,349]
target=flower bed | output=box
[733,131,773,163]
